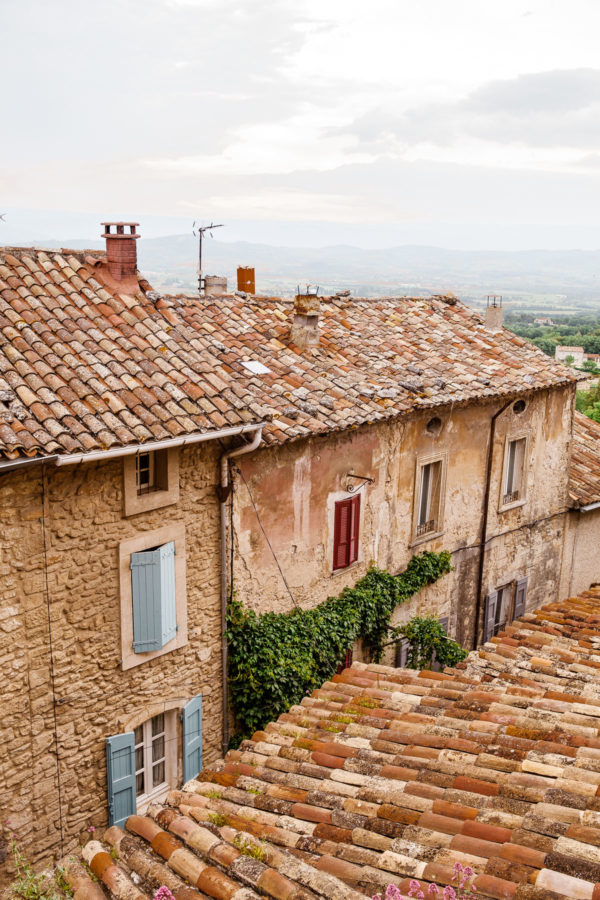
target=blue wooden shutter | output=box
[514,576,528,619]
[130,542,177,653]
[182,694,203,784]
[106,732,136,827]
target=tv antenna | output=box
[192,221,224,295]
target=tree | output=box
[564,354,575,366]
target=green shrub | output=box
[393,615,468,670]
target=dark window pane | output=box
[152,714,164,737]
[153,761,165,787]
[152,735,165,762]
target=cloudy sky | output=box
[3,0,600,248]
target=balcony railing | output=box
[416,519,435,536]
[503,490,520,505]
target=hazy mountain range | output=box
[10,234,600,313]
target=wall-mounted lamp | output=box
[345,473,375,493]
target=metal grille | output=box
[416,519,435,536]
[503,490,519,505]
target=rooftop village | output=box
[3,223,600,899]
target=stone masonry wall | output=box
[0,441,222,881]
[232,386,575,652]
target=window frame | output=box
[133,710,177,813]
[123,447,180,517]
[411,451,448,546]
[119,524,187,670]
[499,432,529,512]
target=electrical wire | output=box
[41,465,65,855]
[235,466,300,610]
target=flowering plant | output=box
[372,864,477,900]
[154,888,175,900]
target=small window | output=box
[136,450,168,496]
[134,714,167,801]
[333,495,360,570]
[130,542,177,653]
[493,585,513,636]
[503,437,526,506]
[417,460,443,537]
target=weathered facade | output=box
[233,385,575,656]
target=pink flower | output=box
[443,888,457,900]
[428,887,440,895]
[385,887,405,900]
[88,826,95,833]
[154,889,175,900]
[463,867,473,877]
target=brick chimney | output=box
[485,294,503,332]
[291,293,320,348]
[101,222,140,281]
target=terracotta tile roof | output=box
[0,247,578,460]
[570,412,600,507]
[66,587,600,899]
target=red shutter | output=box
[336,647,353,674]
[349,494,360,565]
[333,499,351,569]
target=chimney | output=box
[485,294,503,332]
[101,222,140,281]
[291,292,320,348]
[237,266,255,294]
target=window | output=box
[134,714,168,803]
[119,524,187,670]
[123,448,179,517]
[503,437,527,506]
[482,577,528,644]
[333,495,360,570]
[130,542,177,653]
[413,455,446,541]
[136,449,168,496]
[106,694,202,826]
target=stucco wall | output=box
[560,507,600,598]
[233,386,575,652]
[0,442,222,876]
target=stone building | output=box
[0,224,597,877]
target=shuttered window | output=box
[514,576,528,619]
[503,437,527,505]
[106,732,136,828]
[130,542,177,653]
[336,647,353,674]
[182,694,203,784]
[417,460,443,536]
[333,495,360,570]
[395,637,410,668]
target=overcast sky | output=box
[3,0,600,249]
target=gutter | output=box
[0,422,265,470]
[473,399,513,650]
[219,424,264,755]
[579,501,600,512]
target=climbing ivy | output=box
[391,615,468,670]
[226,550,452,742]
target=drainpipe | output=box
[219,424,264,754]
[473,399,513,649]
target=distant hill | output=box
[10,234,600,313]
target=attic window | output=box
[241,360,272,375]
[513,400,526,414]
[426,417,442,436]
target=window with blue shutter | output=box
[182,694,203,784]
[130,542,177,653]
[514,576,528,619]
[106,732,136,827]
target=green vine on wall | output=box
[226,550,452,741]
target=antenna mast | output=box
[192,221,224,295]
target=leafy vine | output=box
[226,550,452,741]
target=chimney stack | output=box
[485,294,503,332]
[291,292,320,348]
[237,266,256,294]
[102,222,140,281]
